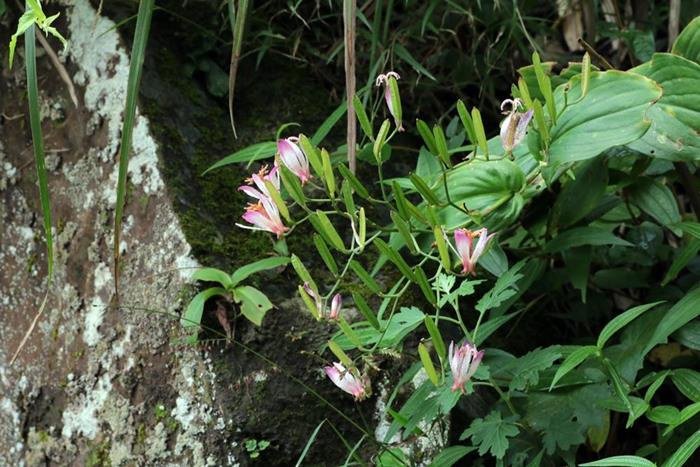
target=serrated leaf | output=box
[460,410,519,459]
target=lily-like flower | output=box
[237,196,288,238]
[239,164,280,200]
[329,293,342,320]
[454,228,495,275]
[277,137,312,184]
[449,341,484,393]
[324,362,368,400]
[375,71,403,131]
[499,98,533,153]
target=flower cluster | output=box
[237,137,313,236]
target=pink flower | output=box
[375,71,403,131]
[277,137,312,184]
[454,228,495,275]
[499,98,533,152]
[324,362,368,400]
[449,341,484,393]
[329,293,342,320]
[239,164,280,200]
[237,196,288,238]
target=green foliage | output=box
[461,410,520,459]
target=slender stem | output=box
[344,0,357,173]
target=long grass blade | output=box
[113,0,155,293]
[25,22,53,278]
[295,419,326,466]
[228,0,249,138]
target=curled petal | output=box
[454,228,473,274]
[278,138,312,184]
[324,362,367,400]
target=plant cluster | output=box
[188,17,700,466]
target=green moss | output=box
[85,440,111,467]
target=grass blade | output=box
[113,0,155,293]
[227,0,250,138]
[295,419,326,466]
[25,22,53,277]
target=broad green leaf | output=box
[672,16,700,64]
[230,256,290,286]
[628,54,700,161]
[191,267,233,288]
[548,71,660,166]
[678,221,700,240]
[332,306,425,350]
[597,301,665,349]
[673,319,700,350]
[181,287,226,329]
[549,345,599,390]
[544,227,632,253]
[580,455,655,467]
[646,405,680,425]
[460,410,520,459]
[550,158,608,230]
[233,285,273,326]
[629,178,682,232]
[671,369,700,402]
[203,141,276,174]
[437,159,525,230]
[428,446,476,467]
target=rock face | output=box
[0,2,366,465]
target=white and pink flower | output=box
[375,71,403,131]
[303,284,341,320]
[238,164,280,200]
[449,341,484,393]
[329,293,342,320]
[499,98,533,153]
[237,196,288,238]
[324,362,368,400]
[277,137,312,184]
[454,228,495,275]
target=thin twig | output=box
[668,0,682,47]
[10,291,49,364]
[578,38,614,70]
[344,0,357,173]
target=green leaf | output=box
[428,446,476,467]
[353,95,373,140]
[678,221,700,240]
[646,287,700,355]
[424,316,446,361]
[603,359,636,424]
[629,179,681,232]
[410,173,441,205]
[414,266,436,305]
[550,158,608,230]
[476,261,526,313]
[394,42,437,80]
[279,164,307,207]
[548,71,660,166]
[182,287,226,329]
[597,301,665,349]
[233,285,273,326]
[391,211,417,254]
[312,234,338,275]
[418,343,439,386]
[332,307,424,350]
[508,346,562,391]
[203,142,276,174]
[295,420,326,467]
[417,119,439,155]
[662,429,700,467]
[349,260,382,295]
[671,369,700,402]
[290,254,316,291]
[309,211,345,251]
[298,134,323,179]
[460,410,520,459]
[628,54,700,161]
[24,23,53,278]
[337,163,371,199]
[473,312,518,347]
[646,405,680,425]
[549,345,599,390]
[311,101,346,145]
[544,227,633,253]
[375,238,416,281]
[580,455,656,467]
[661,238,700,285]
[352,293,380,330]
[672,16,700,64]
[373,119,391,162]
[192,268,233,288]
[231,256,290,286]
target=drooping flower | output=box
[239,164,280,200]
[454,228,495,275]
[324,362,368,400]
[329,293,342,320]
[375,71,403,131]
[277,137,312,184]
[237,195,288,238]
[499,98,533,153]
[449,341,484,393]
